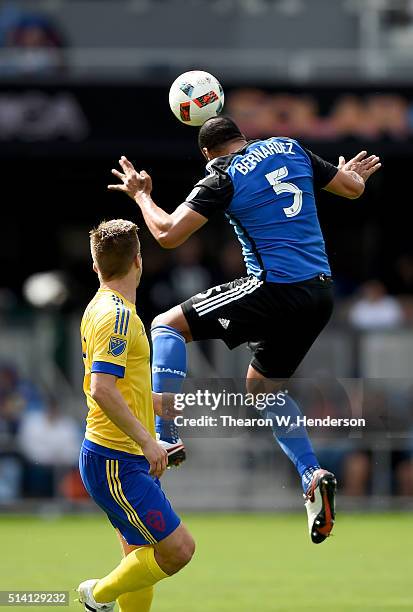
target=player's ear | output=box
[135,253,142,270]
[201,147,210,161]
[92,262,98,275]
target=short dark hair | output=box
[90,219,140,281]
[198,116,244,151]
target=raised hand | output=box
[338,151,381,183]
[108,156,153,200]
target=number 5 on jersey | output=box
[265,166,303,218]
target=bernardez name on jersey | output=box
[184,137,338,284]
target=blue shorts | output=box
[79,439,181,546]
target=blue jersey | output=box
[185,138,338,283]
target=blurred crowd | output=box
[244,376,413,498]
[385,1,413,50]
[1,359,413,503]
[0,364,82,503]
[0,364,413,506]
[2,244,413,504]
[0,0,412,505]
[303,379,413,498]
[0,4,66,75]
[227,90,412,141]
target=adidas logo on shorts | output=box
[218,318,230,329]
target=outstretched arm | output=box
[108,156,207,248]
[324,151,381,199]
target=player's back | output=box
[185,137,335,283]
[224,137,331,283]
[81,288,154,455]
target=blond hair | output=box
[90,219,140,281]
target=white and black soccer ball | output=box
[169,70,224,127]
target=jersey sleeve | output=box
[184,164,234,219]
[304,149,339,191]
[90,307,131,379]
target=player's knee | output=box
[177,534,196,568]
[246,369,287,396]
[156,533,195,575]
[151,312,170,329]
[151,307,191,342]
[170,534,196,571]
[152,308,184,331]
[245,373,267,396]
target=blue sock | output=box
[259,394,320,492]
[151,324,187,443]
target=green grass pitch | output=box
[0,512,411,611]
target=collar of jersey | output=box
[98,287,136,310]
[206,139,261,166]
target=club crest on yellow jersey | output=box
[108,336,127,357]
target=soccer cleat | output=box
[304,469,337,544]
[158,437,186,467]
[76,579,115,612]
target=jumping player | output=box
[108,117,381,543]
[77,219,195,611]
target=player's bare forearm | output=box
[91,373,167,476]
[340,170,365,199]
[108,156,207,248]
[91,381,152,447]
[324,170,364,199]
[135,192,175,246]
[136,195,206,248]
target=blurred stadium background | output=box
[0,1,413,607]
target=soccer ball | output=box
[169,70,224,127]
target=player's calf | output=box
[151,310,190,462]
[76,527,195,611]
[246,365,321,493]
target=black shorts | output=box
[181,274,334,379]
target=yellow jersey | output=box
[81,288,155,455]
